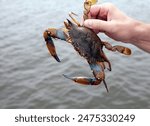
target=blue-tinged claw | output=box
[89,62,109,92]
[56,29,67,41]
[89,63,102,73]
[43,30,61,62]
[89,62,104,79]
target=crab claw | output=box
[43,30,60,62]
[103,80,109,93]
[63,74,109,92]
[63,74,100,85]
[89,62,109,92]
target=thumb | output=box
[84,19,110,32]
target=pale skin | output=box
[83,3,150,53]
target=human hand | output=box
[83,3,139,43]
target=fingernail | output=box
[84,20,93,28]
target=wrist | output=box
[130,20,150,44]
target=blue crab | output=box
[43,1,131,92]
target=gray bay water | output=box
[0,0,150,109]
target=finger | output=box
[90,5,101,17]
[84,19,110,32]
[90,4,109,20]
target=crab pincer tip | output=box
[63,74,73,80]
[53,55,61,62]
[103,80,109,93]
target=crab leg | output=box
[89,61,109,92]
[63,61,109,92]
[43,30,60,62]
[69,12,81,26]
[100,50,112,71]
[83,0,98,20]
[56,28,68,41]
[83,0,92,20]
[43,28,71,62]
[102,41,132,55]
[63,74,101,85]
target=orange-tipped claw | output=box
[115,46,132,55]
[43,30,60,62]
[63,74,109,92]
[46,41,60,62]
[63,74,100,85]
